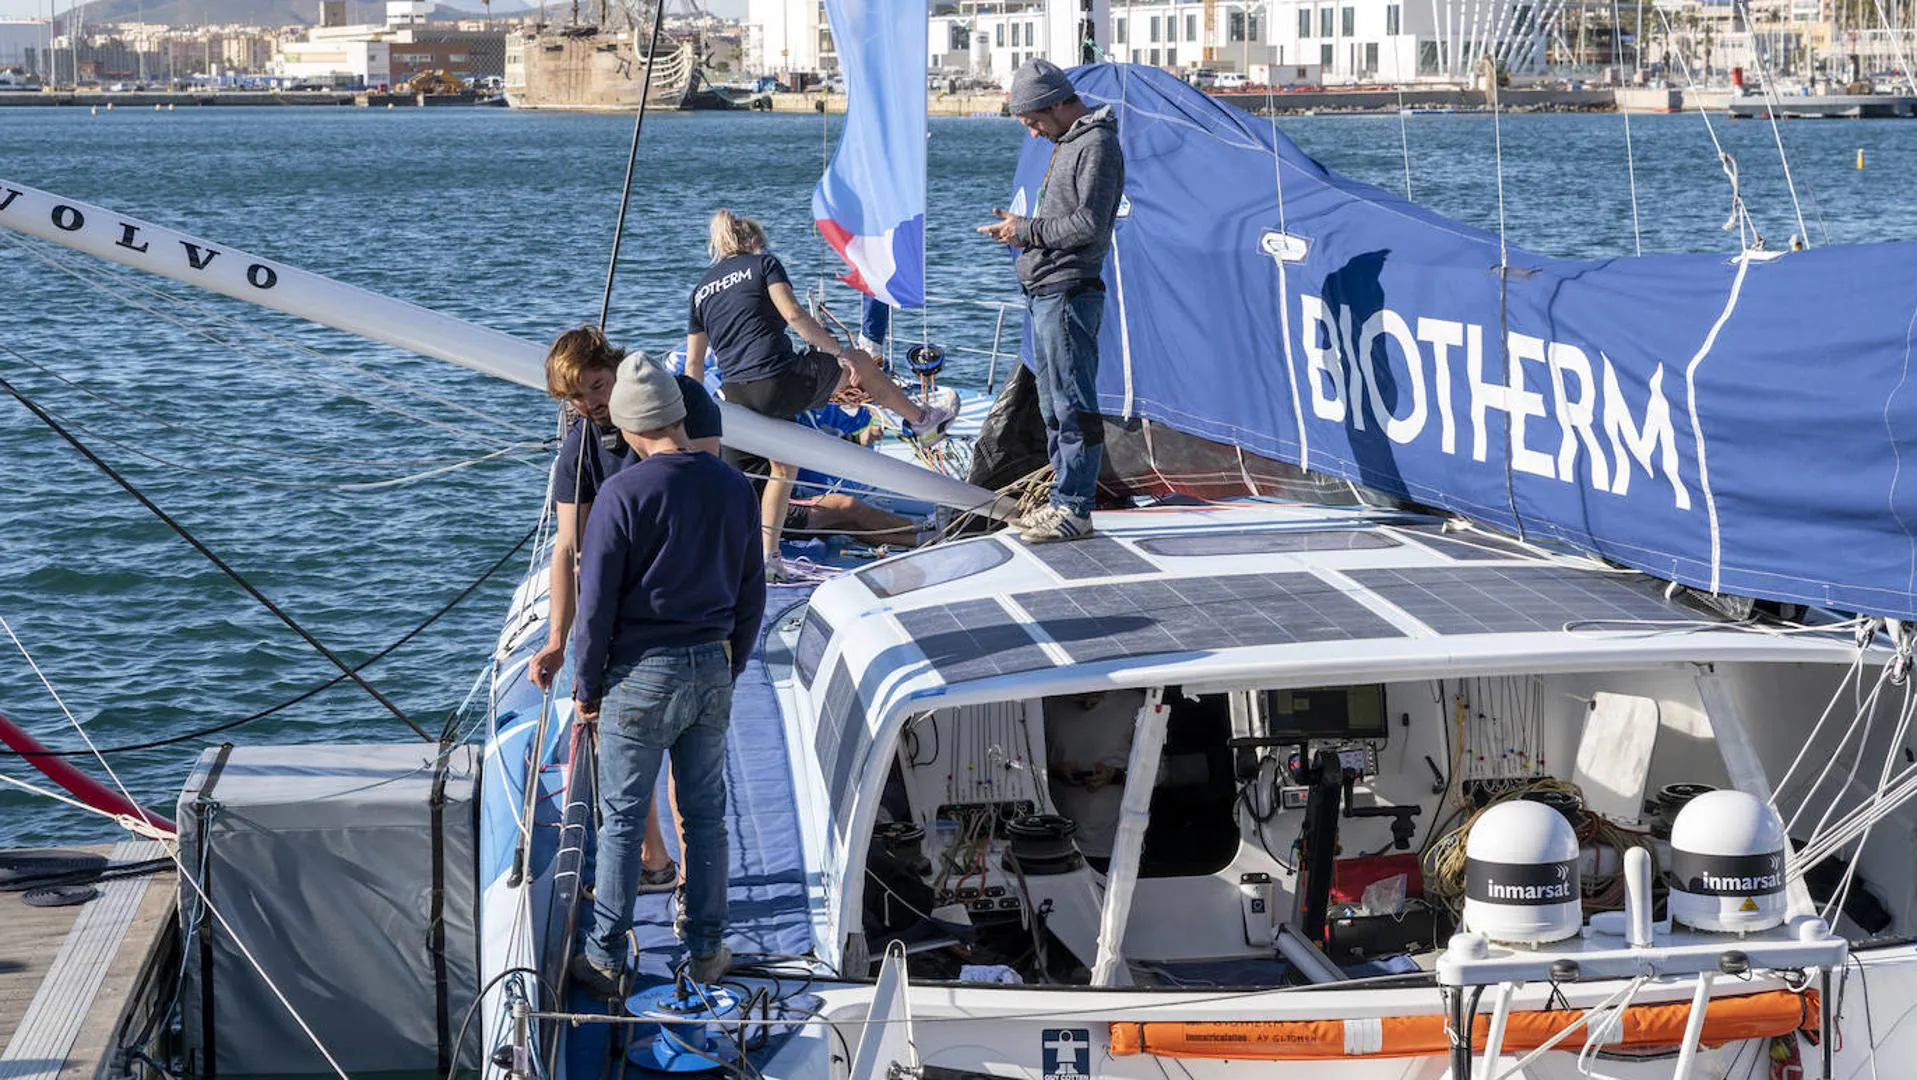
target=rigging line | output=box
[1610,0,1642,256]
[0,521,540,759]
[1392,38,1413,201]
[0,373,543,490]
[0,617,357,1080]
[1650,6,1742,248]
[3,344,548,469]
[4,235,542,443]
[1730,0,1808,248]
[0,769,166,839]
[8,245,528,452]
[1488,71,1523,540]
[596,0,670,331]
[0,371,432,742]
[1263,65,1309,472]
[1869,0,1917,97]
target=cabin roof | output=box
[799,503,1869,707]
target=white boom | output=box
[0,178,1013,521]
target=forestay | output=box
[1006,64,1917,620]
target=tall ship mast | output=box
[504,0,704,110]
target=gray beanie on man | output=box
[608,351,686,434]
[1008,57,1075,115]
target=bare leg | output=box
[761,459,799,561]
[840,350,928,425]
[792,492,921,546]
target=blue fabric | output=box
[1030,288,1106,516]
[585,642,735,968]
[812,0,927,308]
[1006,63,1917,620]
[861,296,891,346]
[561,587,819,1080]
[572,452,765,701]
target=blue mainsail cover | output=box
[1008,64,1917,620]
[813,0,927,308]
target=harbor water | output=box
[2,105,1915,845]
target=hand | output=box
[1081,764,1119,793]
[529,639,566,690]
[975,208,1020,246]
[575,698,600,723]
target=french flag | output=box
[812,0,927,310]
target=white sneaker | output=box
[905,389,960,446]
[1021,507,1093,544]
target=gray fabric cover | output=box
[177,743,480,1077]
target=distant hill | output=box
[63,0,532,28]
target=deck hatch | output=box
[1015,572,1404,664]
[1018,534,1157,579]
[855,537,1012,598]
[1347,565,1705,634]
[895,598,1055,684]
[1136,530,1402,557]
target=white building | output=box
[756,0,1542,87]
[275,38,391,84]
[744,0,833,78]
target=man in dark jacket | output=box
[978,58,1125,543]
[570,352,765,995]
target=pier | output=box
[0,843,175,1080]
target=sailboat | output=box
[13,0,1917,1076]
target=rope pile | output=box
[1422,778,1658,915]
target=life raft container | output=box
[1108,989,1818,1061]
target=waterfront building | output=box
[275,0,505,87]
[0,19,50,76]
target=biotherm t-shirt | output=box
[687,253,803,386]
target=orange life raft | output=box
[1108,989,1818,1061]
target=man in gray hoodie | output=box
[979,58,1125,543]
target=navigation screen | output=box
[1263,684,1388,742]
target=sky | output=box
[0,0,745,23]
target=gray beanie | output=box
[607,351,686,434]
[1008,57,1074,115]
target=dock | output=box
[0,842,176,1080]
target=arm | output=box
[685,331,710,383]
[530,500,591,689]
[571,495,628,705]
[1014,136,1124,253]
[769,282,846,357]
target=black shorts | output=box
[722,349,841,421]
[722,349,842,487]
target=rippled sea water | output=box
[2,104,1914,845]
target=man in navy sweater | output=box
[570,352,766,994]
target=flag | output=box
[812,0,927,309]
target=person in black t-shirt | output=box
[685,209,957,577]
[532,325,721,895]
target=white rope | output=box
[0,613,355,1080]
[1651,6,1749,252]
[1680,250,1753,594]
[1265,77,1310,472]
[1771,640,1873,805]
[1784,656,1897,839]
[1390,35,1414,200]
[1730,0,1809,248]
[0,769,170,840]
[1867,0,1917,96]
[1610,0,1642,256]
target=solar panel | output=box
[1016,572,1404,665]
[1137,529,1402,558]
[1020,535,1157,579]
[895,599,1056,684]
[1398,527,1534,562]
[794,607,832,688]
[1347,565,1704,635]
[814,661,871,836]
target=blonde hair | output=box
[543,324,624,401]
[706,209,768,262]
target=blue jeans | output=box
[1028,288,1106,518]
[584,642,733,969]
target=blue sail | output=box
[1008,64,1917,620]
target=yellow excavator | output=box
[404,70,465,95]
